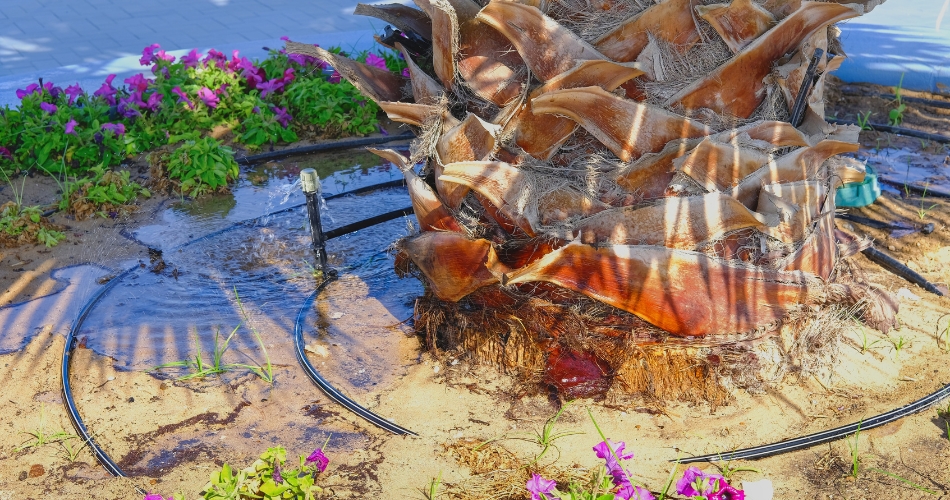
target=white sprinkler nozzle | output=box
[300,168,320,194]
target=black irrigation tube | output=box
[61,177,417,483]
[828,117,950,144]
[680,381,950,463]
[293,279,417,436]
[234,131,414,165]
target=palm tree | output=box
[288,0,894,400]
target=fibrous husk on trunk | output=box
[304,0,895,403]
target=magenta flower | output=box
[280,35,290,41]
[281,67,295,84]
[124,74,152,92]
[258,78,284,98]
[708,484,745,500]
[181,48,200,69]
[305,449,329,473]
[676,467,726,498]
[171,86,194,109]
[143,495,165,500]
[139,43,161,65]
[197,87,219,108]
[594,439,635,486]
[93,74,118,105]
[15,83,40,99]
[270,106,292,128]
[64,118,78,135]
[101,123,126,136]
[272,461,283,484]
[0,147,13,160]
[402,67,410,78]
[203,49,227,68]
[241,67,265,89]
[526,474,558,500]
[328,70,341,84]
[39,102,57,114]
[65,83,83,104]
[365,53,388,71]
[616,483,655,500]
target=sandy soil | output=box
[1,96,950,500]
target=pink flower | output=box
[144,92,163,112]
[197,87,219,108]
[203,49,227,67]
[402,67,410,78]
[171,86,194,109]
[281,67,295,85]
[124,74,152,93]
[39,102,57,114]
[143,495,165,500]
[15,83,40,99]
[616,483,655,500]
[64,118,79,135]
[708,484,745,500]
[65,83,83,104]
[328,71,341,84]
[0,147,13,160]
[241,67,265,89]
[181,49,201,69]
[526,474,558,500]
[101,123,126,136]
[305,449,329,472]
[365,53,388,71]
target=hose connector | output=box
[300,168,320,194]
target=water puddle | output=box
[3,145,425,472]
[854,147,950,197]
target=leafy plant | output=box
[847,421,862,479]
[889,73,907,126]
[153,325,242,380]
[0,202,65,247]
[14,404,80,453]
[59,165,151,219]
[198,445,329,500]
[164,136,240,198]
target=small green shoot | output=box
[856,111,874,131]
[888,335,909,357]
[889,73,907,126]
[869,468,939,495]
[657,457,681,500]
[858,327,883,354]
[523,402,583,467]
[233,287,275,384]
[152,325,241,380]
[422,471,443,500]
[847,420,862,479]
[937,313,950,352]
[915,183,938,220]
[14,404,79,453]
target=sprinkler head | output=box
[300,168,320,194]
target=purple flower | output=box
[402,67,410,78]
[281,67,295,85]
[203,48,227,68]
[258,78,284,98]
[241,67,265,89]
[101,122,126,136]
[232,56,256,74]
[0,147,13,160]
[616,483,655,500]
[140,43,161,65]
[143,495,165,500]
[377,124,389,136]
[181,48,201,69]
[124,74,152,92]
[48,84,63,100]
[305,449,329,473]
[272,461,283,484]
[65,84,83,104]
[280,35,290,41]
[15,83,40,99]
[197,87,219,108]
[676,467,726,498]
[328,70,341,84]
[144,92,163,112]
[39,102,57,114]
[64,118,78,136]
[365,53,388,71]
[288,53,309,66]
[526,474,558,500]
[93,74,118,105]
[251,106,260,114]
[594,439,635,486]
[270,106,292,128]
[171,86,194,109]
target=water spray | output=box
[300,168,332,276]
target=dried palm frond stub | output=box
[293,0,894,401]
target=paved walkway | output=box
[1,0,949,107]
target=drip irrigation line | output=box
[293,279,417,436]
[679,381,950,463]
[60,177,416,481]
[61,265,145,494]
[839,86,950,111]
[324,207,413,240]
[234,132,415,165]
[861,247,945,296]
[828,117,950,144]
